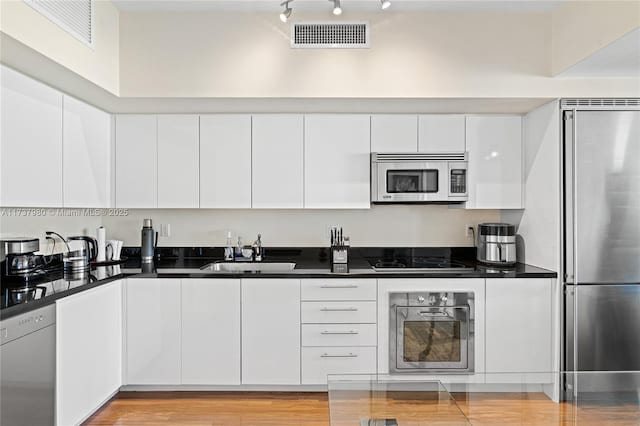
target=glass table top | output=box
[327,372,640,425]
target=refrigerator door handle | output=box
[563,110,576,284]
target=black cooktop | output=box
[367,256,473,271]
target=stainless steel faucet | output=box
[253,234,263,262]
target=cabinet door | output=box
[1,65,63,207]
[418,115,465,153]
[126,279,181,385]
[200,115,251,208]
[158,115,199,208]
[304,115,371,209]
[466,115,523,209]
[242,279,300,384]
[56,281,122,426]
[182,279,241,385]
[485,278,552,373]
[252,115,304,208]
[115,115,157,208]
[63,96,111,208]
[371,115,417,153]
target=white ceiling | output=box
[111,0,565,13]
[557,28,640,78]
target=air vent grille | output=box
[372,153,467,162]
[292,22,369,48]
[562,99,640,108]
[24,0,93,47]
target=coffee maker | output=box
[1,237,46,277]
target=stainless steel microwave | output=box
[371,153,468,203]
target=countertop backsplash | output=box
[100,205,500,247]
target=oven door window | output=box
[394,305,470,371]
[403,320,461,363]
[386,170,438,193]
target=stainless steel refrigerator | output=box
[562,100,640,397]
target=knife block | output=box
[331,245,349,273]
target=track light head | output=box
[280,7,292,22]
[381,0,391,9]
[332,0,342,15]
[279,0,293,22]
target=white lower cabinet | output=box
[302,324,377,347]
[56,280,122,426]
[125,279,181,385]
[302,347,377,385]
[301,279,377,385]
[181,279,241,385]
[242,279,301,385]
[301,301,377,324]
[485,278,552,374]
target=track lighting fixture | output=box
[280,0,292,22]
[332,0,342,15]
[278,0,390,21]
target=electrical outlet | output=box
[160,223,171,238]
[465,224,474,238]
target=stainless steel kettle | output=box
[64,236,97,272]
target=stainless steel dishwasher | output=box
[1,304,56,426]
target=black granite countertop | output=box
[1,246,556,320]
[122,246,556,279]
[1,265,129,320]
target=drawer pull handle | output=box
[321,353,358,358]
[320,307,358,312]
[320,285,358,289]
[321,330,359,335]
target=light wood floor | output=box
[84,391,640,425]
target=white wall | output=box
[0,0,120,95]
[502,100,560,271]
[100,206,499,247]
[0,211,102,254]
[551,1,640,75]
[118,11,638,99]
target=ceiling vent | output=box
[562,99,640,108]
[24,0,93,47]
[291,22,369,49]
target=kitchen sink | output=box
[200,262,296,272]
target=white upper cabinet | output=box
[200,115,251,208]
[418,115,466,153]
[371,115,418,153]
[115,115,158,208]
[465,115,523,209]
[304,115,371,209]
[242,279,301,385]
[157,115,199,208]
[63,96,111,208]
[181,279,241,385]
[1,65,63,207]
[251,115,304,208]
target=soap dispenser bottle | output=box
[224,231,234,261]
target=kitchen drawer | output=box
[301,279,376,301]
[302,324,377,347]
[301,301,376,324]
[302,346,377,385]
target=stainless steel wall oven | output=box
[390,291,474,373]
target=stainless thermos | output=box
[141,219,157,263]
